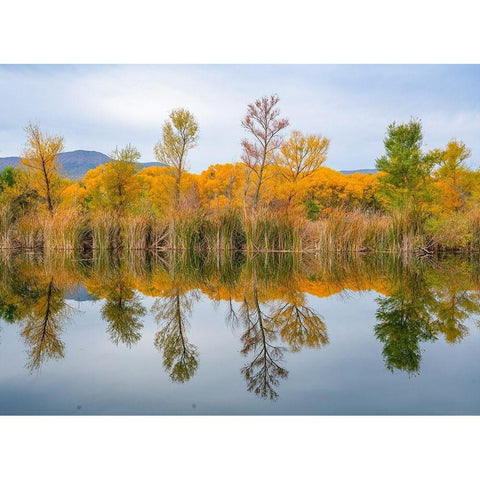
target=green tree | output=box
[0,167,18,192]
[154,108,199,209]
[0,167,37,221]
[375,119,436,233]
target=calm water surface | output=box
[0,252,479,415]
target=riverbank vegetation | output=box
[1,95,479,253]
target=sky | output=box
[0,64,479,172]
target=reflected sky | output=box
[0,252,479,414]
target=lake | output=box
[0,251,479,415]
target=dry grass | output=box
[0,203,478,253]
[41,209,87,252]
[308,208,393,252]
[425,207,480,252]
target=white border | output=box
[0,416,478,478]
[1,0,479,477]
[1,0,479,63]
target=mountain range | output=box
[0,150,164,178]
[0,150,377,178]
[339,168,377,175]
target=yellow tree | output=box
[137,166,200,214]
[275,130,329,208]
[21,123,64,214]
[102,144,141,213]
[154,108,199,209]
[435,140,471,189]
[197,162,246,209]
[434,140,471,212]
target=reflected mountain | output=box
[65,285,98,302]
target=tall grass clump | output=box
[165,209,245,252]
[13,212,44,250]
[170,210,216,252]
[469,208,480,252]
[41,208,87,252]
[89,211,122,250]
[389,206,426,252]
[211,209,246,251]
[0,204,16,249]
[120,213,170,251]
[244,209,304,251]
[425,208,480,252]
[311,208,393,252]
[120,213,154,251]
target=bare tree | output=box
[241,94,289,209]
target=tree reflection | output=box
[428,261,480,344]
[90,257,146,347]
[20,276,70,371]
[374,258,480,374]
[1,250,480,391]
[225,273,327,400]
[271,290,328,352]
[236,288,288,400]
[101,283,146,347]
[432,291,472,343]
[374,263,437,374]
[152,288,199,383]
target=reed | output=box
[0,203,479,253]
[89,211,122,250]
[171,210,215,252]
[120,214,153,251]
[310,208,393,252]
[0,204,16,249]
[211,209,246,251]
[13,212,44,250]
[244,209,304,252]
[41,209,87,252]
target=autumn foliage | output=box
[1,98,479,253]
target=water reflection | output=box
[374,257,480,374]
[1,252,480,399]
[374,260,438,374]
[0,259,74,371]
[153,289,199,383]
[238,287,288,400]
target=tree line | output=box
[0,94,478,252]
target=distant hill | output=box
[0,150,164,179]
[340,169,378,175]
[0,151,377,178]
